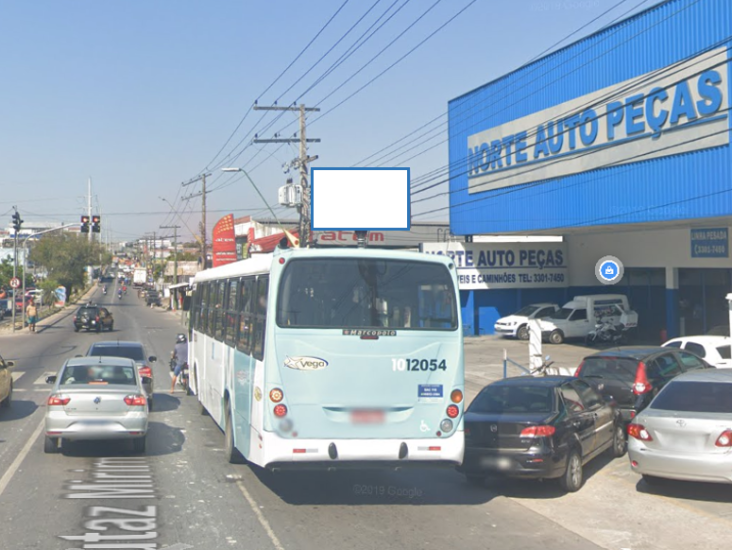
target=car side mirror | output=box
[74,354,83,358]
[141,376,152,385]
[149,356,157,363]
[545,355,551,361]
[46,375,57,384]
[4,360,14,368]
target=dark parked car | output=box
[73,305,114,332]
[145,290,161,307]
[574,346,714,423]
[459,376,626,492]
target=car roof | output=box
[670,369,732,383]
[490,376,575,388]
[88,341,143,349]
[665,335,731,345]
[584,346,670,360]
[65,356,136,367]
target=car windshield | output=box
[89,345,145,362]
[650,381,732,413]
[580,357,637,382]
[276,258,458,330]
[469,385,554,414]
[717,345,731,360]
[513,305,540,317]
[60,364,137,386]
[548,307,572,320]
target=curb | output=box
[2,285,99,335]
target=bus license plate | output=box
[351,410,385,424]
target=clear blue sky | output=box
[0,0,662,243]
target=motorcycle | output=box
[170,351,190,394]
[530,355,559,376]
[117,291,123,300]
[586,319,625,346]
[102,287,107,295]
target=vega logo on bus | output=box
[284,356,329,371]
[467,48,730,192]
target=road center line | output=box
[235,479,285,550]
[0,415,45,497]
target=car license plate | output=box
[351,410,385,424]
[481,456,512,470]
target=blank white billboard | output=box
[311,167,410,230]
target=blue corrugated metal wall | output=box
[448,0,732,235]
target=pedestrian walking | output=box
[26,301,38,332]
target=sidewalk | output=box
[0,284,99,334]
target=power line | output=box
[396,0,701,191]
[410,36,731,203]
[354,0,647,168]
[200,0,351,173]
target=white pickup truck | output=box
[538,294,638,344]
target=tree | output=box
[0,257,33,289]
[28,233,107,297]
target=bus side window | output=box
[200,282,209,335]
[224,278,239,347]
[252,276,269,361]
[237,277,254,355]
[215,280,227,342]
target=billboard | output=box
[212,214,237,268]
[421,242,568,289]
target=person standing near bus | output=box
[26,300,38,332]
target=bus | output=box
[189,245,464,470]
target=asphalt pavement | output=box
[0,286,730,550]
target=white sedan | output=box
[663,335,732,368]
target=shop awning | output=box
[250,230,299,253]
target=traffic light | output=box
[11,211,22,233]
[91,215,101,233]
[81,215,90,233]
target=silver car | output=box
[628,369,732,485]
[44,357,150,454]
[85,341,157,411]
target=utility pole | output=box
[159,225,180,285]
[182,173,211,268]
[253,104,320,246]
[87,177,93,286]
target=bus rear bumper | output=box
[261,432,464,470]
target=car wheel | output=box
[148,398,153,412]
[108,323,114,332]
[611,424,627,457]
[132,437,146,454]
[516,325,529,340]
[44,436,59,454]
[1,381,11,408]
[96,326,101,333]
[465,474,484,486]
[224,402,246,464]
[74,327,79,332]
[549,330,564,345]
[560,448,583,492]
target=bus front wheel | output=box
[225,402,246,464]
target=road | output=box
[0,284,598,550]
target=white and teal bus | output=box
[189,246,464,470]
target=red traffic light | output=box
[81,216,90,223]
[92,215,100,223]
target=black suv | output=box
[73,305,114,332]
[574,346,714,422]
[145,290,161,307]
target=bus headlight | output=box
[440,419,453,432]
[279,419,293,432]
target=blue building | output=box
[445,0,731,339]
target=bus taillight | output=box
[270,388,284,402]
[450,390,463,403]
[274,404,288,417]
[446,405,459,418]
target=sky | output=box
[0,0,663,244]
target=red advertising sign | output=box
[212,214,237,267]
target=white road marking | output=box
[11,371,24,382]
[235,480,285,550]
[0,416,45,497]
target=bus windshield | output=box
[276,258,457,330]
